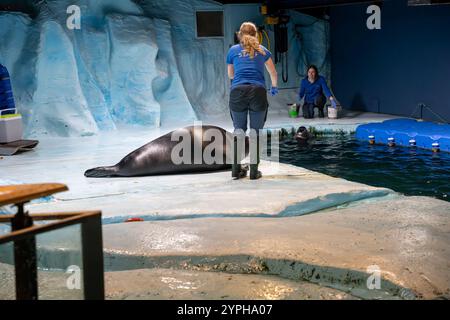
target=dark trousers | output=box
[230,110,267,133]
[229,85,268,133]
[297,94,326,118]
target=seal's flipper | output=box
[84,166,118,178]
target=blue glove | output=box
[331,98,337,108]
[270,86,279,96]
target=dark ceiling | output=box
[216,0,382,10]
[0,0,37,16]
[0,0,381,13]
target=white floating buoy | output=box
[432,142,440,153]
[388,137,395,147]
[409,139,416,147]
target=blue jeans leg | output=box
[231,109,267,134]
[230,110,248,132]
[249,110,267,133]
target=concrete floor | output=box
[100,195,450,299]
[1,111,449,300]
[0,263,358,300]
[16,161,392,222]
[0,110,400,219]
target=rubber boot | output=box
[232,135,240,178]
[233,164,249,179]
[250,164,262,180]
[239,164,248,178]
[232,134,248,179]
[249,133,262,180]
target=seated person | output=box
[297,65,336,118]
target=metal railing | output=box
[0,210,104,300]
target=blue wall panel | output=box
[330,0,450,122]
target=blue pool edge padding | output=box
[356,118,450,152]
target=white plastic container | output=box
[0,109,23,143]
[327,106,338,119]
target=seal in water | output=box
[294,126,312,145]
[84,125,248,177]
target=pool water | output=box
[277,134,450,201]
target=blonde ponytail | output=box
[238,22,266,59]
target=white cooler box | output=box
[0,108,23,143]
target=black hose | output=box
[282,52,288,83]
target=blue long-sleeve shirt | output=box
[299,76,332,103]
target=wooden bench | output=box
[0,183,68,207]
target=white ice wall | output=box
[31,20,98,136]
[106,14,160,127]
[139,0,228,119]
[0,0,203,137]
[0,0,330,137]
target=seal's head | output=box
[295,126,310,144]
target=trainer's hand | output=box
[331,98,337,108]
[270,86,279,96]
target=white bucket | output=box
[327,106,338,119]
